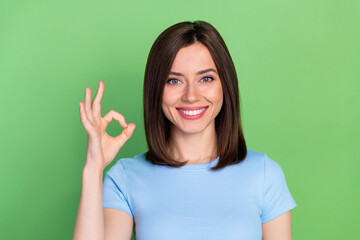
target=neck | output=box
[167,123,218,164]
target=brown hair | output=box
[143,20,247,171]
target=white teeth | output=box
[179,107,206,116]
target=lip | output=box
[176,106,208,120]
[176,106,208,110]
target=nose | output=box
[182,82,201,103]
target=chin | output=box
[176,123,211,135]
[180,129,206,135]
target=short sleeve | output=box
[260,154,297,223]
[102,160,134,218]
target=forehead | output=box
[170,42,217,73]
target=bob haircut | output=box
[143,20,247,171]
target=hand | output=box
[79,80,136,171]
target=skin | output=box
[162,42,293,239]
[262,211,293,240]
[162,42,223,164]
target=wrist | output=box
[82,163,104,178]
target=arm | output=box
[262,210,293,240]
[73,166,105,240]
[74,81,136,240]
[73,166,134,240]
[104,208,133,240]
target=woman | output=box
[73,21,297,240]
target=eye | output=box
[201,76,214,83]
[167,78,181,85]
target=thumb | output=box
[123,123,136,138]
[114,123,136,147]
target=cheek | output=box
[161,90,175,116]
[161,88,179,123]
[212,85,224,113]
[219,89,224,105]
[162,87,178,107]
[161,89,170,108]
[206,84,223,104]
[216,83,224,104]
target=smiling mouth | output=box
[176,106,208,116]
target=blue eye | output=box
[201,76,214,82]
[167,79,181,84]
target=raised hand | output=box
[79,80,136,171]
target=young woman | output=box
[73,21,297,240]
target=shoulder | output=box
[121,152,156,171]
[239,149,286,181]
[241,148,268,169]
[245,149,283,171]
[106,152,150,176]
[245,148,267,162]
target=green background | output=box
[1,0,359,239]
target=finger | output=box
[114,123,136,148]
[92,80,104,119]
[102,110,127,129]
[123,123,136,138]
[84,87,95,123]
[79,101,92,131]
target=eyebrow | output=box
[169,68,217,76]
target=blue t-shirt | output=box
[102,149,297,240]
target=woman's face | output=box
[161,42,223,135]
